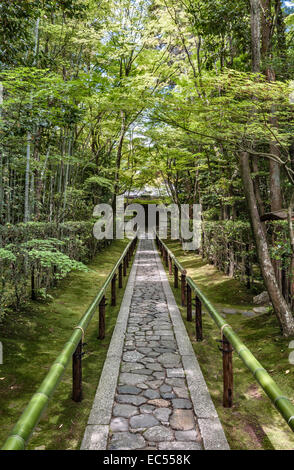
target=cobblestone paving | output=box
[108,239,203,450]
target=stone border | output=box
[80,242,141,450]
[153,240,230,450]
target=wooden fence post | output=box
[163,246,167,265]
[195,295,203,341]
[119,263,123,288]
[168,255,172,275]
[222,335,233,408]
[181,270,186,306]
[123,257,127,276]
[72,340,83,402]
[160,241,163,256]
[187,283,192,322]
[111,274,117,306]
[98,295,106,340]
[174,264,178,288]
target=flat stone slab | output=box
[133,368,154,375]
[121,362,145,373]
[143,426,173,442]
[148,399,170,408]
[110,417,128,432]
[161,391,176,399]
[122,350,144,362]
[140,404,155,414]
[118,372,150,385]
[170,410,195,431]
[172,398,192,409]
[146,363,163,371]
[117,385,141,395]
[222,308,238,314]
[109,432,146,450]
[113,404,138,418]
[242,311,256,318]
[116,394,147,406]
[167,368,185,378]
[130,414,160,429]
[143,389,160,399]
[173,387,189,399]
[166,378,186,388]
[158,353,181,365]
[253,306,269,314]
[148,380,164,389]
[175,430,199,441]
[154,408,172,422]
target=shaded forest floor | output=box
[0,239,130,450]
[164,240,294,450]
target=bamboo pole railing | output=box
[155,233,294,433]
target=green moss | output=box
[164,240,294,450]
[0,239,132,450]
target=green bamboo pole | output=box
[156,235,294,433]
[2,238,137,451]
[187,276,294,432]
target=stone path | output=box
[81,238,229,451]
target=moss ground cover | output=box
[0,239,131,450]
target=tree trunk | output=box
[62,135,72,222]
[113,110,126,207]
[260,0,272,62]
[260,0,283,287]
[0,82,3,224]
[24,133,31,223]
[24,18,40,223]
[250,1,266,219]
[33,127,42,220]
[269,137,283,211]
[239,151,294,337]
[260,0,283,211]
[250,0,261,72]
[288,193,294,310]
[275,0,286,59]
[252,157,265,216]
